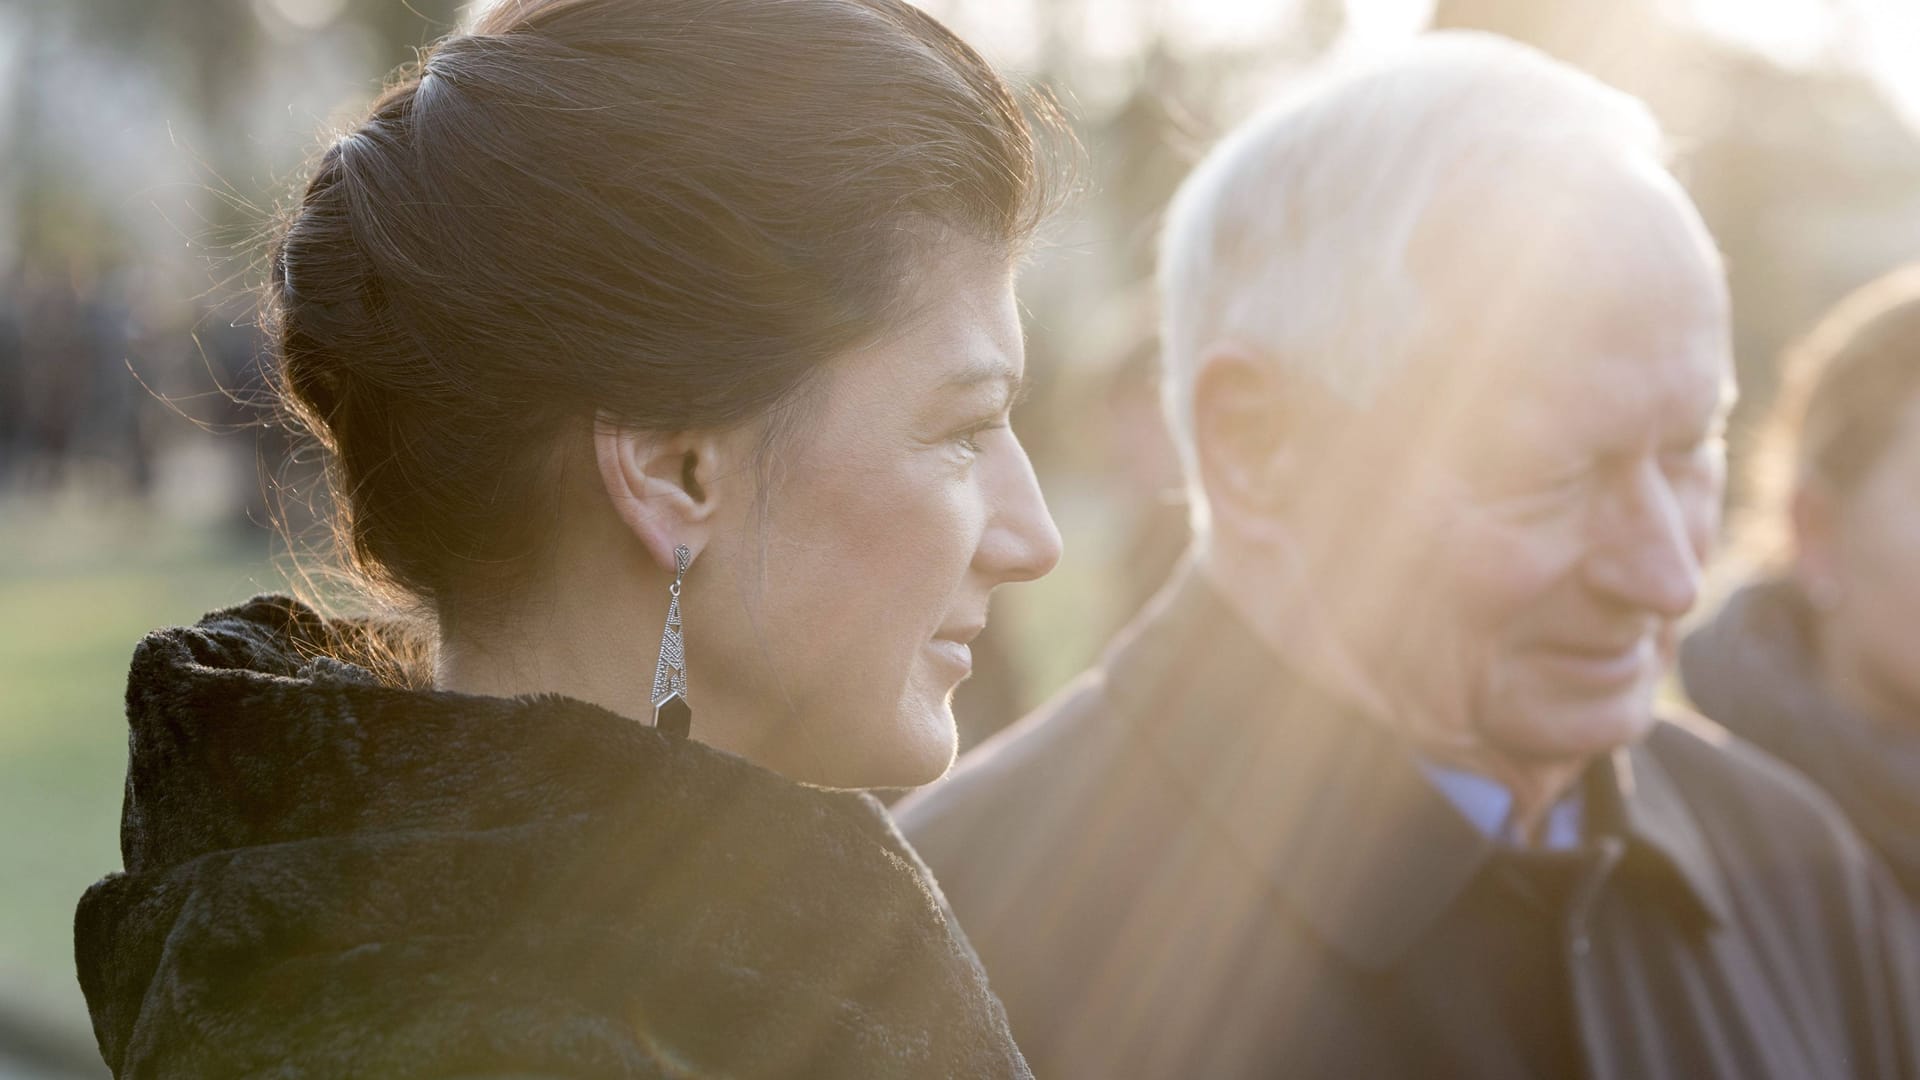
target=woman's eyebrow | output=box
[942,356,1029,410]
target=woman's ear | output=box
[592,409,730,573]
[1789,478,1843,611]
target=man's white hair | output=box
[1158,31,1670,538]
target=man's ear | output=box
[1190,345,1302,544]
[1789,477,1843,611]
[592,409,730,573]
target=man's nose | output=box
[1587,458,1704,619]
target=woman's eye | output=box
[951,418,1007,457]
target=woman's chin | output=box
[765,702,956,791]
[891,728,961,790]
[854,720,957,791]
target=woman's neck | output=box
[432,574,780,771]
[434,591,647,722]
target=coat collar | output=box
[1104,563,1729,970]
[79,593,1031,1078]
[1607,738,1736,928]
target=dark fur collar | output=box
[75,594,1028,1078]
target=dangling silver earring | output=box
[649,544,694,737]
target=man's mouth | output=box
[1526,636,1652,688]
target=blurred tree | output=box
[7,0,461,255]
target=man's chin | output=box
[1487,687,1659,764]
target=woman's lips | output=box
[927,638,974,677]
[930,617,985,679]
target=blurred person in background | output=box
[70,0,1067,1076]
[1681,266,1920,899]
[0,271,24,476]
[897,32,1920,1079]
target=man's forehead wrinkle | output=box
[1374,331,1716,464]
[1385,230,1727,451]
[1518,352,1730,459]
[1413,161,1721,321]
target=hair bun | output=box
[269,134,398,437]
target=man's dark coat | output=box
[896,567,1920,1079]
[76,594,1030,1079]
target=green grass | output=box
[0,493,277,1058]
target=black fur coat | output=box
[74,594,1030,1079]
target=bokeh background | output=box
[7,0,1920,1073]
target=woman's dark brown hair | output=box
[265,0,1066,641]
[1733,264,1920,568]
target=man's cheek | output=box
[1442,527,1568,621]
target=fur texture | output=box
[75,594,1029,1079]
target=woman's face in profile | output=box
[692,242,1062,788]
[1807,391,1920,720]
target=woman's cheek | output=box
[1856,476,1920,694]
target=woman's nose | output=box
[979,436,1063,584]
